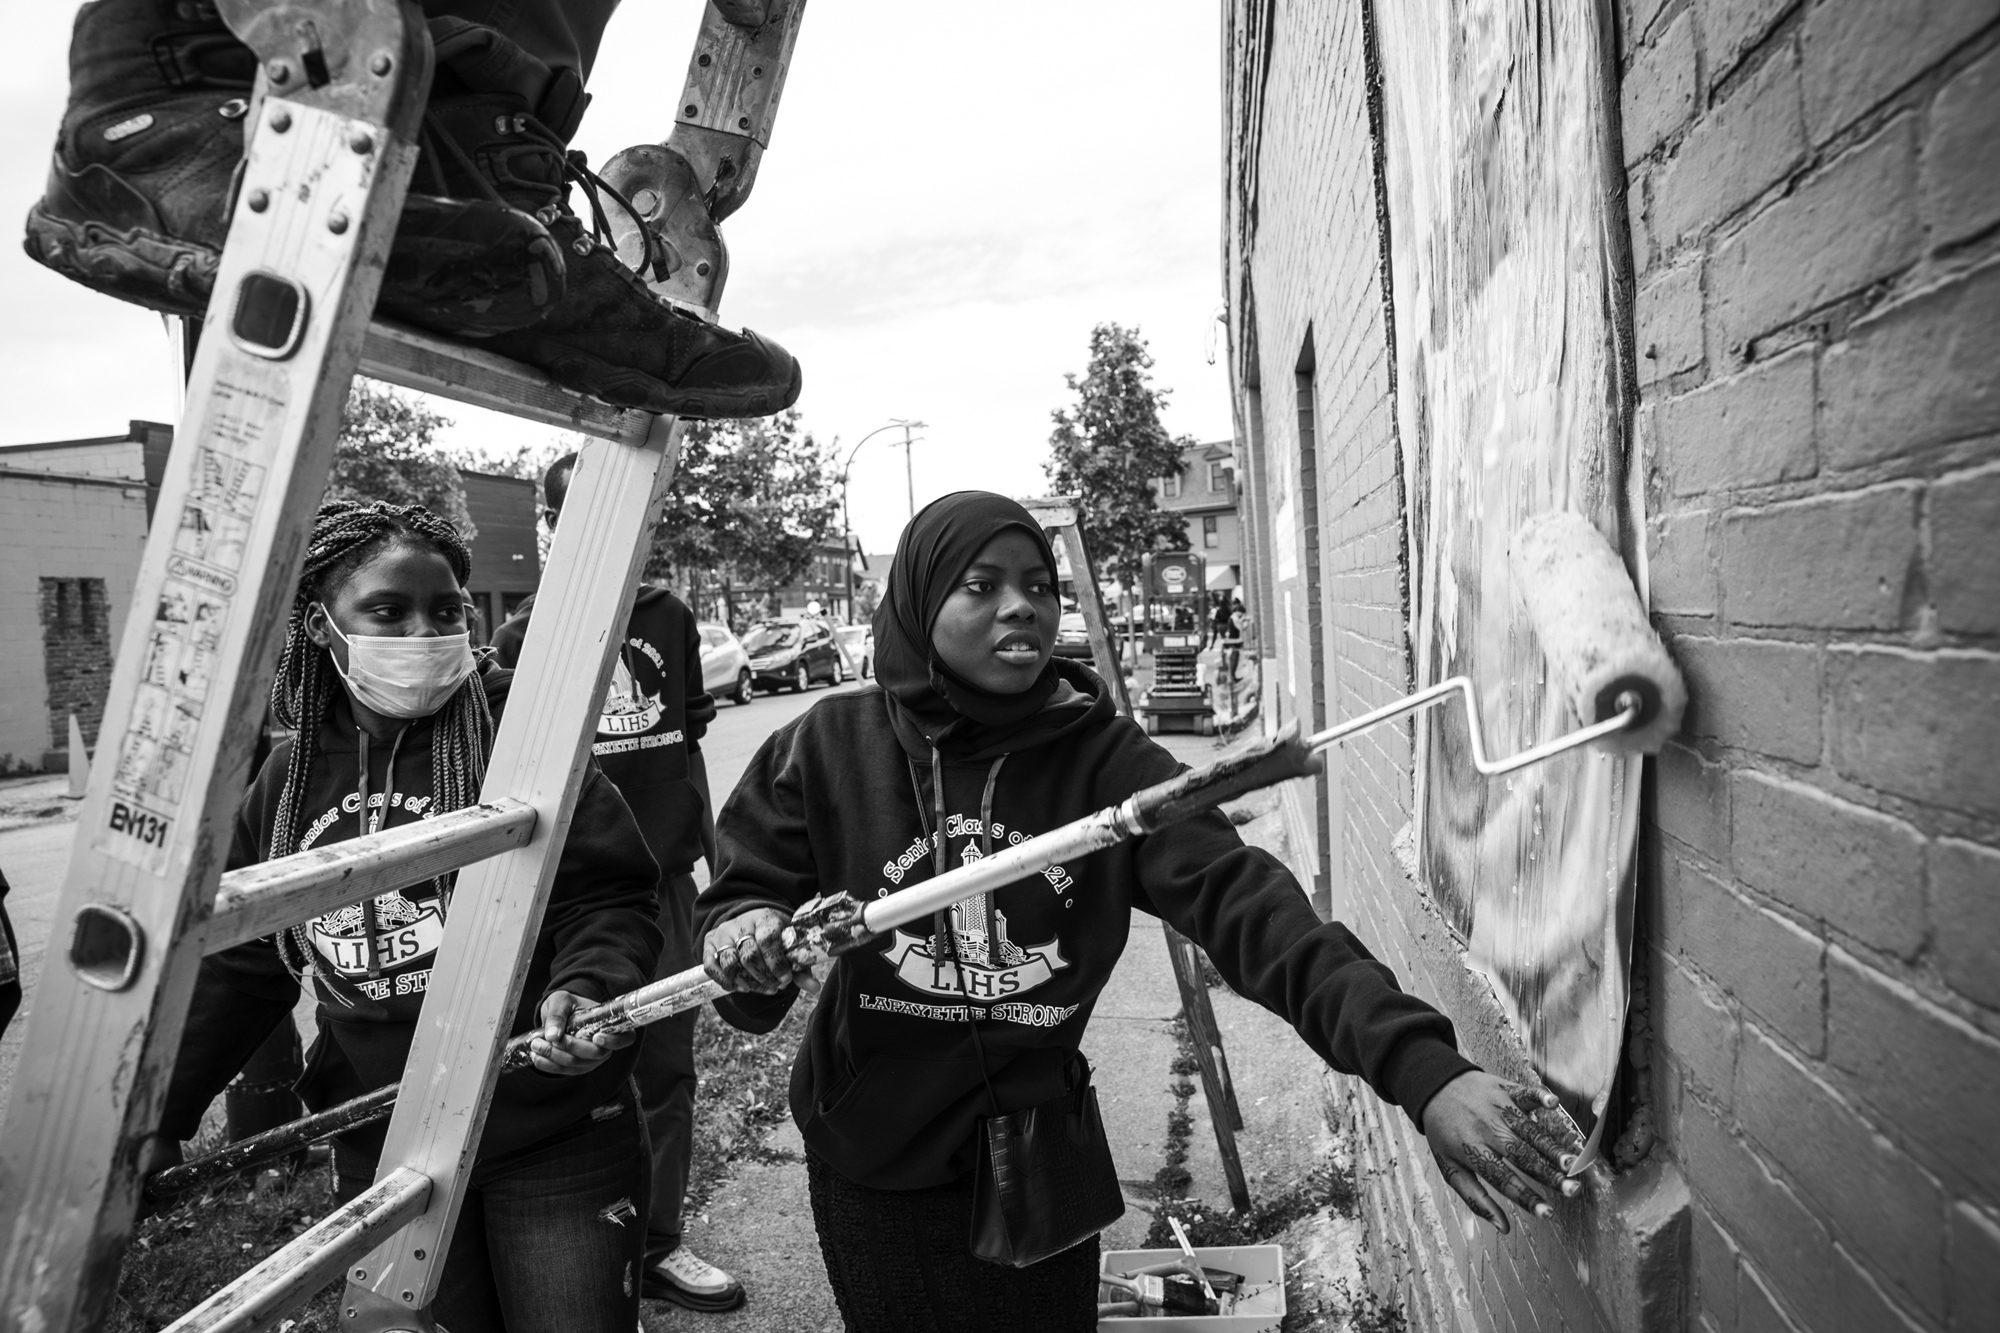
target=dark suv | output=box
[742,619,846,692]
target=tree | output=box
[854,576,882,624]
[330,381,474,537]
[1044,322,1191,587]
[649,409,842,623]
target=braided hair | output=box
[271,500,493,974]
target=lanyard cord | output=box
[355,725,407,979]
[905,750,1009,1119]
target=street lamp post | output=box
[840,418,926,622]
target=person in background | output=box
[490,452,742,1313]
[0,867,20,1042]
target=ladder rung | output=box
[206,800,537,953]
[162,1168,430,1333]
[359,318,654,445]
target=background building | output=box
[695,539,858,630]
[458,470,541,645]
[0,423,165,773]
[1224,4,1998,1332]
[0,433,541,767]
[1155,438,1242,590]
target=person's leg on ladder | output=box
[29,0,798,417]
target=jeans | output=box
[336,1083,649,1332]
[423,0,623,80]
[636,870,700,1262]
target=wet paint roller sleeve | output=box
[1510,510,1686,753]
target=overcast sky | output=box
[0,2,1233,555]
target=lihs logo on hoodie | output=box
[879,838,1071,1003]
[299,788,445,994]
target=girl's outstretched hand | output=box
[703,907,798,995]
[1421,1071,1586,1232]
[528,990,634,1076]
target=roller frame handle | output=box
[145,736,1325,1197]
[1123,729,1322,832]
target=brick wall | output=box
[1230,2,1518,1327]
[37,578,114,752]
[1625,2,2000,1330]
[1227,1,1998,1330]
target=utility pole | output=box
[891,419,927,520]
[840,418,925,621]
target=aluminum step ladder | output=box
[0,2,808,1329]
[1018,498,1249,1213]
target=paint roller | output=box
[146,512,1682,1201]
[1512,510,1685,753]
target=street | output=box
[0,676,868,1116]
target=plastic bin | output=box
[1097,1244,1285,1331]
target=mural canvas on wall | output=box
[1375,0,1640,1152]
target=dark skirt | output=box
[805,1151,1100,1333]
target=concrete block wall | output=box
[1624,2,2000,1330]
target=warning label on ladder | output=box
[98,377,282,874]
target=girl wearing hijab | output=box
[698,492,1577,1329]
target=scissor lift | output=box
[0,3,808,1329]
[1137,551,1215,736]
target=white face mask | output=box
[321,613,475,719]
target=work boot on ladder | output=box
[26,0,562,336]
[26,0,803,418]
[712,1,771,27]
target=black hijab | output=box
[871,491,1064,746]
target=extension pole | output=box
[145,689,1634,1203]
[152,503,1688,1203]
[147,729,1322,1202]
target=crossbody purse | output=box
[908,755,1124,1268]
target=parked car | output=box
[1052,610,1096,660]
[742,618,846,692]
[834,623,873,678]
[697,622,754,706]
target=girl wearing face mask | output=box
[150,500,665,1330]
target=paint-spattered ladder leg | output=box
[0,5,430,1330]
[337,4,812,1324]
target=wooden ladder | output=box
[0,2,808,1329]
[1019,497,1250,1214]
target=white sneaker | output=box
[641,1245,746,1312]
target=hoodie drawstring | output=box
[908,749,1009,1118]
[355,725,407,979]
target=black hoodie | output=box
[700,664,1477,1190]
[696,492,1474,1191]
[491,585,717,878]
[160,659,664,1166]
